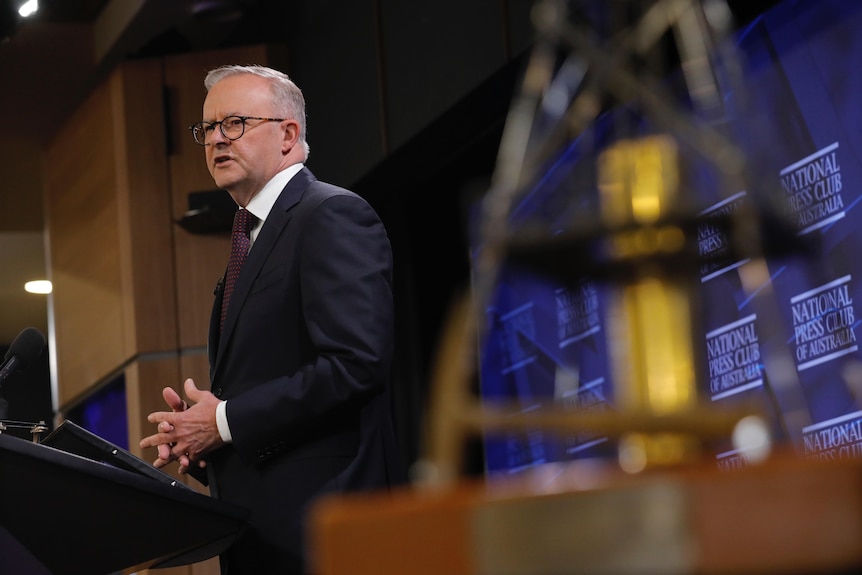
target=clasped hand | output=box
[139,378,223,475]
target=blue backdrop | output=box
[475,0,862,474]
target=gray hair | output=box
[204,64,310,159]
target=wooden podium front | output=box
[308,451,862,575]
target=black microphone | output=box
[0,327,46,393]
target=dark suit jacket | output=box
[206,167,404,574]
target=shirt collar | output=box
[244,163,304,241]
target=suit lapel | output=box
[212,168,316,376]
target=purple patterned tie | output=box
[221,208,256,331]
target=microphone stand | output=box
[0,412,49,443]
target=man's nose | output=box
[208,125,229,145]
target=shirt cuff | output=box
[216,400,233,443]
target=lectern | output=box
[0,431,249,574]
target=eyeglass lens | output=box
[192,116,246,145]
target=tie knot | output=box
[233,208,256,236]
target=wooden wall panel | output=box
[179,349,211,394]
[124,357,181,463]
[45,81,126,405]
[45,59,175,408]
[113,60,179,354]
[163,45,279,350]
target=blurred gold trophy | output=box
[599,135,701,472]
[416,0,801,487]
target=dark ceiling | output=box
[1,0,105,41]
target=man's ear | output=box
[282,119,301,152]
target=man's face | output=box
[201,74,288,203]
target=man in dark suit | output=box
[140,64,404,574]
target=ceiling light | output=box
[18,0,37,18]
[25,280,52,294]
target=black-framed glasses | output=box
[189,115,285,145]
